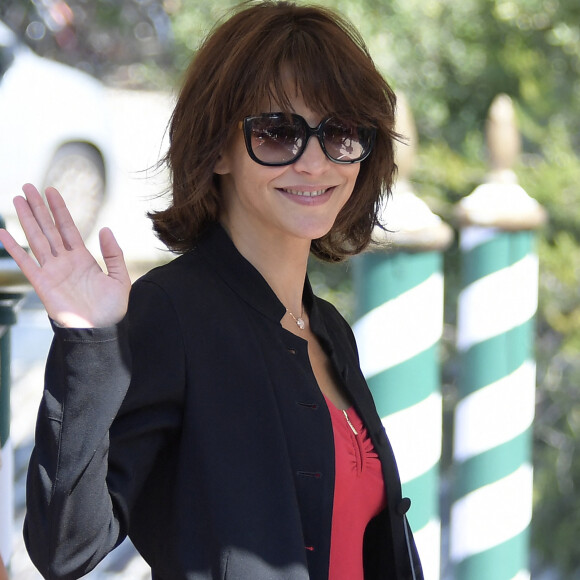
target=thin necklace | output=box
[286,308,305,330]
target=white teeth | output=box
[283,188,327,197]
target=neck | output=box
[220,219,310,314]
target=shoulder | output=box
[131,224,240,302]
[127,242,249,338]
[131,248,218,303]
[137,248,207,285]
[124,251,214,336]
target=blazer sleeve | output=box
[24,279,186,580]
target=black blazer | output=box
[24,224,423,580]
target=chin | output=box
[298,212,343,236]
[289,220,334,242]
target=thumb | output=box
[99,227,131,285]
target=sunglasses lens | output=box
[247,114,304,165]
[244,113,375,166]
[322,118,374,163]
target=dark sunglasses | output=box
[241,112,376,167]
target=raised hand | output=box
[0,184,131,328]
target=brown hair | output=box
[150,0,398,261]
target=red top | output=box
[325,397,387,580]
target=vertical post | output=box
[0,223,29,572]
[353,94,453,580]
[0,302,16,570]
[450,95,547,580]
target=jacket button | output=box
[296,401,319,410]
[297,471,323,479]
[397,497,412,516]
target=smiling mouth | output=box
[280,187,331,198]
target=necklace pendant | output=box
[286,308,306,330]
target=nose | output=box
[293,134,330,174]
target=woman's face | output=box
[215,91,360,249]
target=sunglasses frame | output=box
[241,112,376,167]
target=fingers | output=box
[0,228,41,284]
[44,187,84,250]
[0,226,62,300]
[16,184,83,263]
[99,228,131,287]
[20,183,65,259]
[12,190,57,266]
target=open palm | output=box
[0,184,131,328]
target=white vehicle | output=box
[0,20,112,239]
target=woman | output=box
[0,2,423,579]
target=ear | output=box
[214,151,231,175]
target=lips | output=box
[280,187,331,197]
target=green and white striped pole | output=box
[0,224,29,572]
[353,94,452,580]
[450,95,547,580]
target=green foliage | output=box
[308,257,356,323]
[533,342,580,576]
[164,0,238,72]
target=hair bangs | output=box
[223,4,383,126]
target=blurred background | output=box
[1,0,580,578]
